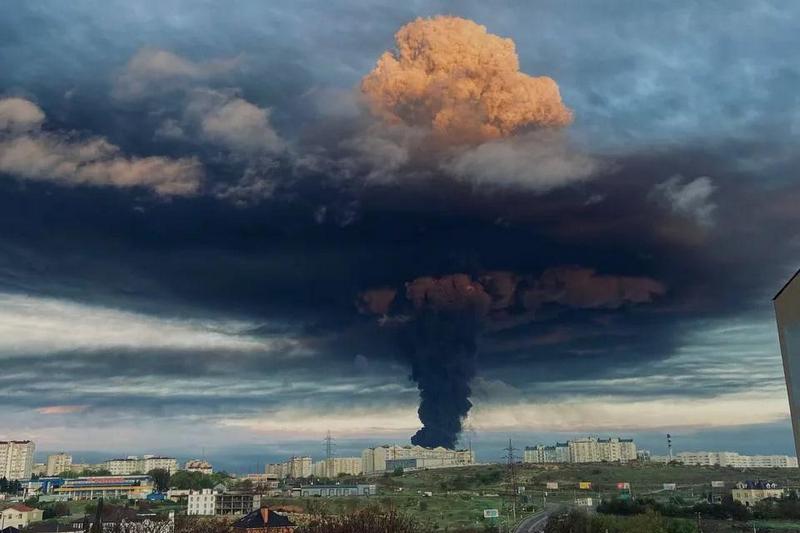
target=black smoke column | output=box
[405,309,479,448]
[402,275,491,448]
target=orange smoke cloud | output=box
[361,16,572,144]
[405,274,491,315]
[522,267,667,310]
[356,287,397,315]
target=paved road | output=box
[514,511,552,533]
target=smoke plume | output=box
[361,16,572,144]
[359,269,665,448]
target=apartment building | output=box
[523,443,570,464]
[312,457,363,477]
[524,437,637,464]
[361,445,475,474]
[187,488,261,516]
[46,453,73,476]
[265,456,312,479]
[102,455,178,475]
[675,451,798,468]
[0,440,35,480]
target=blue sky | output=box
[1,0,799,468]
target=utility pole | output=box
[503,439,518,524]
[324,430,335,478]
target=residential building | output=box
[569,438,601,463]
[673,451,798,468]
[187,489,218,516]
[361,445,475,474]
[265,457,312,479]
[184,460,213,475]
[53,475,155,500]
[243,474,279,489]
[732,481,783,507]
[232,507,296,532]
[187,489,261,516]
[295,484,375,497]
[0,441,35,480]
[775,268,800,460]
[31,463,48,477]
[46,453,72,476]
[102,456,178,475]
[0,504,44,530]
[312,457,363,477]
[524,437,636,464]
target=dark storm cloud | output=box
[1,0,799,445]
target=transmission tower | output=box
[667,433,673,462]
[503,438,519,524]
[324,430,336,478]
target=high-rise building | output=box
[775,269,800,460]
[524,437,637,464]
[46,453,73,476]
[0,440,35,480]
[312,457,363,477]
[265,456,312,479]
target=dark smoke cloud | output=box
[359,269,667,447]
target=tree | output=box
[147,468,171,492]
[90,498,104,533]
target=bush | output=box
[302,507,430,533]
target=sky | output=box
[2,0,800,471]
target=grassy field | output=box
[260,462,800,531]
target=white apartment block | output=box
[312,457,363,477]
[361,445,475,474]
[524,437,637,464]
[46,453,73,476]
[187,488,217,515]
[675,451,798,468]
[0,440,35,480]
[265,456,312,479]
[524,443,570,464]
[103,455,178,475]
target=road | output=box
[514,510,552,533]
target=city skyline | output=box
[2,1,800,458]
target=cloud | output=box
[0,97,45,132]
[185,89,284,154]
[0,292,282,356]
[652,175,717,227]
[113,48,239,100]
[37,405,88,415]
[361,16,571,144]
[0,98,202,196]
[443,131,603,192]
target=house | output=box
[0,504,44,529]
[233,507,296,533]
[731,481,783,507]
